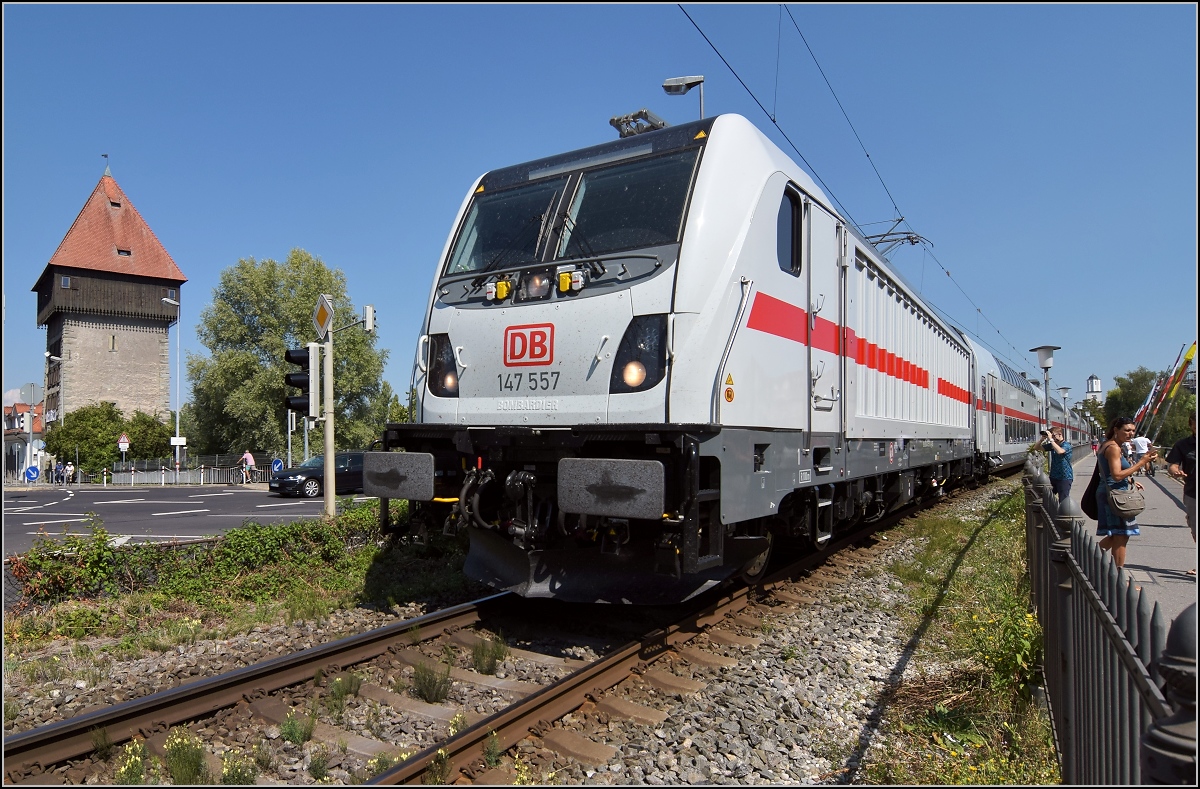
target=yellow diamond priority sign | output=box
[313,294,334,340]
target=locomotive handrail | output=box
[712,276,754,422]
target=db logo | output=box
[503,323,554,367]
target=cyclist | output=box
[240,450,256,484]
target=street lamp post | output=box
[1058,386,1071,435]
[662,75,705,119]
[1030,345,1060,430]
[162,297,181,479]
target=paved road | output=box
[2,483,373,557]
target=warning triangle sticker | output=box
[725,374,734,385]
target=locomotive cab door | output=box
[807,200,844,443]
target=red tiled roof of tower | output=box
[38,170,187,285]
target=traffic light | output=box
[285,343,320,419]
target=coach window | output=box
[776,188,802,276]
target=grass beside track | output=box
[3,499,487,663]
[854,482,1061,784]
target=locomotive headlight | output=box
[519,272,552,300]
[622,361,647,387]
[610,314,668,394]
[427,334,460,398]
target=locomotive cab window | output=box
[443,176,570,275]
[556,148,700,260]
[776,188,803,276]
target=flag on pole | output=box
[1134,376,1162,426]
[1166,341,1196,400]
[1145,343,1187,425]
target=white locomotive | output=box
[365,113,1092,603]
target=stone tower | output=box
[32,167,187,424]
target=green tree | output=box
[42,402,125,474]
[188,249,389,456]
[125,410,173,461]
[1103,367,1158,426]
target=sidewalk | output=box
[1072,452,1197,624]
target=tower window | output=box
[109,200,121,207]
[117,249,131,257]
[61,276,71,288]
[110,335,118,352]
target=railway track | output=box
[4,476,1015,784]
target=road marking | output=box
[189,493,235,498]
[22,518,91,527]
[151,509,211,516]
[255,501,319,508]
[91,499,146,504]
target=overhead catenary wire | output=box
[678,3,1041,379]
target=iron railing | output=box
[1024,459,1196,784]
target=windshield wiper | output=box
[558,212,598,259]
[532,192,559,259]
[478,213,542,277]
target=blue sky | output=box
[4,3,1196,415]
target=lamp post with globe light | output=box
[1030,345,1060,430]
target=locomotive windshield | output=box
[556,149,699,259]
[442,148,700,278]
[444,176,570,275]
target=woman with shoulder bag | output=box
[1096,417,1157,568]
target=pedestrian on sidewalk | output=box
[1166,410,1196,576]
[1096,417,1156,569]
[1132,433,1154,476]
[1039,426,1073,499]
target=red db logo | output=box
[503,324,554,367]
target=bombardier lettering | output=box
[496,399,560,411]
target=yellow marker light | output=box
[495,280,511,300]
[558,272,572,292]
[622,360,647,387]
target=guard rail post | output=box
[1141,602,1197,784]
[1048,529,1076,784]
[1028,464,1052,611]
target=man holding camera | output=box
[1041,426,1073,499]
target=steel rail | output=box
[3,593,513,781]
[370,584,751,784]
[368,488,981,783]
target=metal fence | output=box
[11,453,278,487]
[1024,459,1196,784]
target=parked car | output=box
[268,452,364,498]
